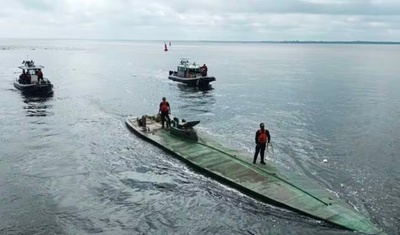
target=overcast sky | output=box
[0,0,399,41]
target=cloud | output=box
[0,0,399,41]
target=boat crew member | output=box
[253,123,271,165]
[200,64,208,76]
[19,70,26,84]
[159,97,171,128]
[26,72,31,84]
[36,69,44,83]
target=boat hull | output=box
[14,79,53,94]
[125,116,383,234]
[168,75,216,87]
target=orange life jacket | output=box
[258,129,267,144]
[160,101,169,112]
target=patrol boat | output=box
[168,58,216,87]
[14,60,53,94]
[125,115,384,235]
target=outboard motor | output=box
[173,117,179,127]
[169,117,200,141]
[169,70,173,75]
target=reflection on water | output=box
[21,93,54,117]
[175,84,216,115]
[177,83,213,93]
[1,40,399,235]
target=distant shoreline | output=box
[1,38,400,45]
[258,41,400,45]
[195,40,400,45]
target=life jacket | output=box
[258,129,267,144]
[160,101,169,112]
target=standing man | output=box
[200,64,208,76]
[19,69,26,84]
[159,97,171,128]
[36,69,44,83]
[253,123,271,165]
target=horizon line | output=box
[1,38,400,44]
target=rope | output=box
[160,125,330,206]
[266,143,275,159]
[195,138,330,206]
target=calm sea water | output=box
[1,39,399,235]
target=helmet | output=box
[260,123,265,128]
[162,97,166,100]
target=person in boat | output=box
[36,69,44,83]
[159,97,171,128]
[253,123,271,165]
[200,64,208,76]
[19,70,27,84]
[26,72,31,84]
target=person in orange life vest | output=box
[159,97,171,128]
[253,123,271,165]
[200,64,208,76]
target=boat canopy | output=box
[178,64,200,69]
[178,58,201,70]
[18,60,44,70]
[18,65,44,70]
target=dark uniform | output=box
[200,64,208,76]
[19,70,26,84]
[253,123,271,164]
[36,69,44,82]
